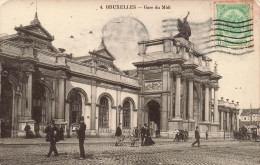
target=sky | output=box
[0,0,259,110]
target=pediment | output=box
[15,24,54,41]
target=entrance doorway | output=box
[146,100,160,137]
[1,78,13,138]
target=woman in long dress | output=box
[144,127,155,146]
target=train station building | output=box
[0,13,240,138]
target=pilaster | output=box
[90,81,97,134]
[174,71,181,120]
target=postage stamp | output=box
[214,3,253,47]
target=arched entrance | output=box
[0,78,13,138]
[146,100,160,137]
[32,81,47,124]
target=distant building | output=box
[239,108,260,127]
[217,97,240,137]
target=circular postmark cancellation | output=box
[102,17,149,65]
[215,3,253,48]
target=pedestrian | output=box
[130,127,139,147]
[46,120,59,157]
[115,123,124,146]
[24,122,31,139]
[206,130,208,140]
[76,116,86,160]
[140,123,147,146]
[144,125,155,146]
[59,125,65,140]
[174,129,180,142]
[192,126,200,147]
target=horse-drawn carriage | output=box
[233,125,259,141]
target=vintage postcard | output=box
[0,0,259,164]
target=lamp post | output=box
[224,119,226,140]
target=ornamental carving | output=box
[144,81,162,91]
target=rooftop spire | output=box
[30,0,40,25]
[30,12,41,25]
[98,38,105,50]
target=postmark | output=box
[214,3,253,47]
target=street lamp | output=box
[224,119,226,140]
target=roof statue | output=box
[214,61,218,74]
[174,12,191,40]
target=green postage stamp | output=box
[215,3,253,47]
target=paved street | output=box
[0,138,259,165]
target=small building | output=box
[217,97,240,137]
[239,108,260,133]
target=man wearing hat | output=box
[192,126,200,147]
[76,116,86,159]
[140,123,147,146]
[46,120,59,157]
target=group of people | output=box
[115,123,155,147]
[24,118,201,159]
[44,117,86,159]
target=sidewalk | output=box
[0,137,232,145]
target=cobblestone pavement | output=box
[0,139,259,165]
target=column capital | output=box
[22,62,35,72]
[56,70,67,79]
[173,70,182,78]
[203,81,211,88]
[187,75,195,81]
[213,85,219,90]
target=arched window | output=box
[99,97,109,127]
[123,101,131,128]
[69,91,82,124]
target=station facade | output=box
[0,14,240,138]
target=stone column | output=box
[220,111,224,130]
[52,81,56,119]
[175,74,181,119]
[188,78,194,120]
[204,84,210,122]
[0,62,2,105]
[0,63,2,138]
[90,81,97,132]
[116,86,121,127]
[226,112,230,131]
[231,112,234,131]
[25,72,33,119]
[213,86,219,124]
[161,66,169,133]
[57,78,65,120]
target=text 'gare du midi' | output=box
[0,13,240,139]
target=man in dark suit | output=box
[76,116,86,159]
[24,122,31,139]
[192,126,200,147]
[115,123,124,146]
[47,120,59,157]
[140,123,147,146]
